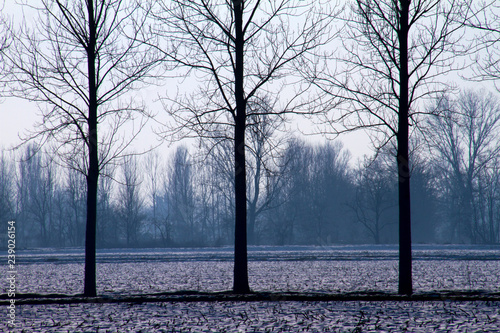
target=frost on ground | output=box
[9,260,500,295]
[4,244,500,295]
[5,300,500,332]
[2,246,500,332]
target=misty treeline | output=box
[1,89,499,248]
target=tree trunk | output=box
[397,0,412,296]
[375,209,381,244]
[84,0,98,298]
[248,152,261,245]
[248,204,256,245]
[489,190,495,244]
[232,0,250,294]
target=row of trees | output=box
[2,89,499,249]
[1,0,499,296]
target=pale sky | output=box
[1,0,496,168]
[0,0,375,165]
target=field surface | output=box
[1,244,500,331]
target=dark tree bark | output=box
[397,0,412,295]
[6,0,160,297]
[232,0,250,293]
[303,0,469,295]
[83,0,98,297]
[153,0,333,294]
[397,0,413,295]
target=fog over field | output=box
[2,126,500,249]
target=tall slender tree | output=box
[0,151,14,246]
[118,155,144,246]
[167,146,196,245]
[6,0,161,296]
[303,0,469,294]
[152,0,334,293]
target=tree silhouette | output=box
[464,1,500,92]
[350,156,397,244]
[6,0,161,296]
[0,9,11,93]
[304,0,469,294]
[118,155,144,246]
[151,0,334,293]
[427,90,500,243]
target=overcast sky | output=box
[1,0,496,166]
[0,0,375,164]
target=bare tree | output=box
[464,1,500,92]
[151,0,334,292]
[5,0,161,296]
[304,0,469,295]
[166,146,196,246]
[0,151,14,248]
[155,175,172,246]
[198,138,236,246]
[50,182,68,246]
[299,141,352,245]
[460,7,500,248]
[96,163,115,247]
[149,0,336,293]
[118,154,144,246]
[0,3,11,89]
[244,97,288,244]
[263,138,307,245]
[475,156,500,244]
[143,150,168,244]
[17,145,56,247]
[427,90,500,243]
[409,155,439,243]
[197,98,288,246]
[64,167,87,246]
[260,138,353,245]
[350,156,397,244]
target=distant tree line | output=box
[1,90,499,248]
